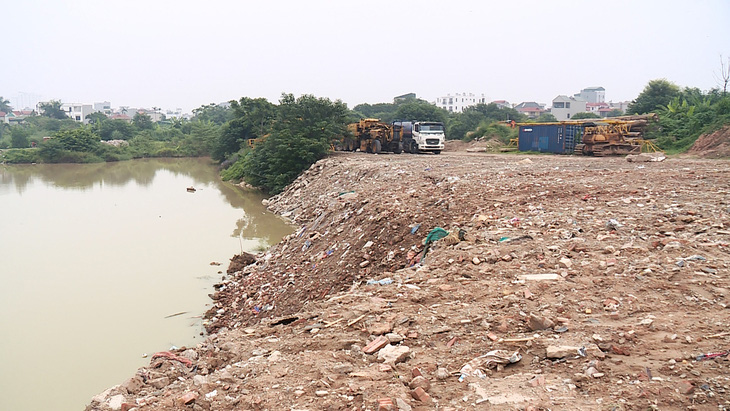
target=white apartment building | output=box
[574,87,605,104]
[94,101,112,115]
[434,92,487,113]
[61,103,95,124]
[550,95,587,120]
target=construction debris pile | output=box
[87,152,730,410]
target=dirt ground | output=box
[87,150,730,411]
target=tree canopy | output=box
[534,113,558,123]
[570,112,601,120]
[239,94,348,194]
[447,103,526,140]
[132,112,154,130]
[627,79,681,115]
[393,100,448,124]
[38,100,68,119]
[192,103,233,125]
[0,96,12,113]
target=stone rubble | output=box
[87,152,730,410]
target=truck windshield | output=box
[420,124,444,132]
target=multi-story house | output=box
[434,93,487,113]
[550,96,587,120]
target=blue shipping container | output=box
[518,124,581,154]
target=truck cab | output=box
[393,121,445,154]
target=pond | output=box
[0,158,292,410]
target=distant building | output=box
[393,93,416,103]
[491,100,511,109]
[609,101,631,113]
[9,110,33,124]
[586,102,609,114]
[434,92,487,113]
[574,87,605,103]
[550,95,587,120]
[94,101,112,116]
[60,103,94,124]
[514,101,546,119]
[109,113,132,123]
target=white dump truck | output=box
[392,120,445,154]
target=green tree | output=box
[447,103,526,140]
[85,112,108,125]
[185,121,220,156]
[570,112,601,120]
[211,97,277,161]
[98,119,135,140]
[627,79,681,115]
[192,103,233,125]
[132,112,154,130]
[393,100,448,124]
[10,126,31,148]
[352,102,397,122]
[53,127,100,152]
[230,97,277,137]
[240,94,348,194]
[535,113,558,122]
[38,100,68,119]
[0,96,12,113]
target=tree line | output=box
[2,78,729,193]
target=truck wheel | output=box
[393,142,403,154]
[433,150,441,155]
[410,141,419,154]
[373,140,381,154]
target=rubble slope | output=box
[88,152,730,411]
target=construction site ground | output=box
[88,148,730,411]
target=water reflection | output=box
[0,158,291,242]
[1,158,217,191]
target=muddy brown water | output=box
[0,158,292,410]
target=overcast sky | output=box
[2,0,729,113]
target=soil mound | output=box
[687,125,730,158]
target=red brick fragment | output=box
[610,344,631,356]
[180,391,198,405]
[411,387,431,402]
[377,398,395,411]
[363,335,389,354]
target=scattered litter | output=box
[695,350,729,361]
[338,191,357,201]
[459,350,522,381]
[366,278,394,286]
[606,219,623,231]
[518,273,560,281]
